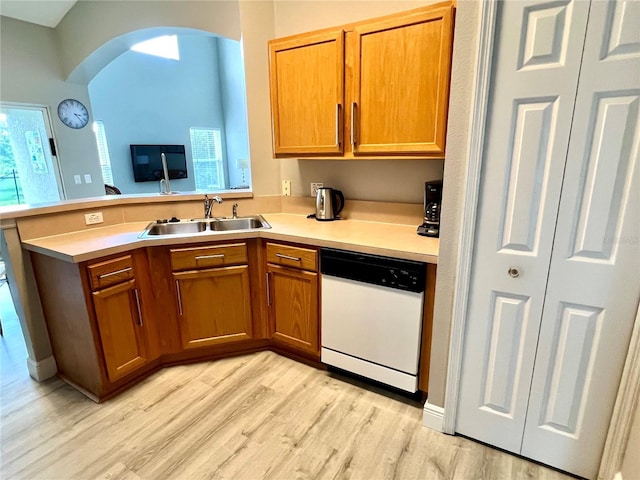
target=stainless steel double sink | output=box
[139,215,271,238]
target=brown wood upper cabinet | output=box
[268,3,455,158]
[269,30,344,155]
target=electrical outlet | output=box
[282,180,291,196]
[311,182,323,197]
[83,173,92,184]
[74,175,82,185]
[84,212,104,225]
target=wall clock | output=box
[57,99,89,129]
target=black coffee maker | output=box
[417,180,443,237]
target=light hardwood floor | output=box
[0,285,575,480]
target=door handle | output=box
[175,280,184,315]
[266,272,271,307]
[133,288,143,326]
[336,103,341,146]
[350,102,357,148]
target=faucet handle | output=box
[232,203,238,219]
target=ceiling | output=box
[0,0,77,28]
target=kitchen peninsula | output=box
[0,193,437,401]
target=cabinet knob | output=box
[508,267,521,278]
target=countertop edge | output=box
[21,215,439,265]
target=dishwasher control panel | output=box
[320,248,426,293]
[380,268,422,290]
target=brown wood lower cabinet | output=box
[92,278,149,382]
[31,249,158,400]
[267,263,319,356]
[31,237,433,401]
[174,265,253,349]
[265,242,320,359]
[169,242,255,351]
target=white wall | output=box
[54,0,279,197]
[88,35,229,194]
[620,399,640,479]
[218,37,251,189]
[5,0,453,204]
[238,1,280,197]
[0,16,105,200]
[428,0,481,407]
[57,1,242,82]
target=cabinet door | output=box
[269,30,344,155]
[351,6,454,155]
[93,279,148,382]
[267,264,319,356]
[174,266,253,350]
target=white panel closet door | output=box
[521,1,640,478]
[455,0,590,453]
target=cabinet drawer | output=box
[266,243,317,271]
[170,243,248,271]
[87,255,135,291]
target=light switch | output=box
[84,174,92,184]
[74,175,82,185]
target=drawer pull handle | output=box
[133,288,143,326]
[98,267,132,279]
[175,280,184,315]
[276,253,301,262]
[195,254,225,260]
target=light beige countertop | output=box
[21,213,439,264]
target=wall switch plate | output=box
[311,182,323,197]
[83,174,92,184]
[84,212,104,225]
[74,175,82,185]
[282,180,291,196]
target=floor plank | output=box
[0,284,574,480]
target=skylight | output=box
[130,35,180,60]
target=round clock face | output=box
[57,99,89,129]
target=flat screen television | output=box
[130,145,188,182]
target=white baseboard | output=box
[613,472,623,480]
[422,400,445,432]
[27,355,57,381]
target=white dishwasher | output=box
[320,248,426,392]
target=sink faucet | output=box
[159,153,172,195]
[204,194,222,218]
[232,203,238,219]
